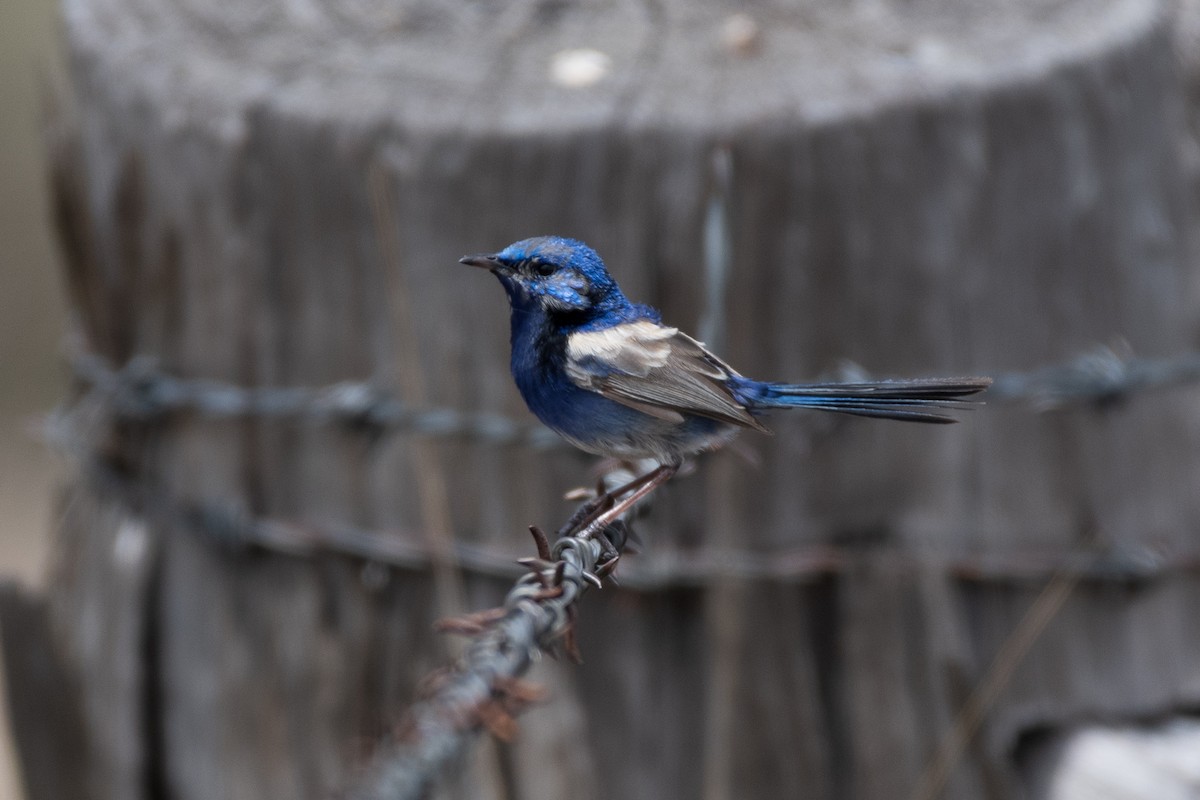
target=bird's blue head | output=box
[460,236,627,317]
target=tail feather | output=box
[757,377,992,424]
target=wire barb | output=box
[529,526,553,561]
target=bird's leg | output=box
[578,463,679,546]
[557,463,669,540]
[555,461,681,575]
[602,465,672,503]
[556,493,615,540]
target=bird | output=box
[461,236,990,531]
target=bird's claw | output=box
[596,553,620,583]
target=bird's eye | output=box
[532,261,556,277]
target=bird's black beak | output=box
[460,254,503,272]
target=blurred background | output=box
[0,0,67,796]
[4,1,1200,799]
[0,0,63,589]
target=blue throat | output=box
[507,300,583,418]
[504,290,649,439]
[506,304,586,437]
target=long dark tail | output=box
[754,377,992,424]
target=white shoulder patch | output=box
[566,322,678,377]
[563,320,764,431]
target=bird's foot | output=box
[555,491,615,540]
[574,463,679,542]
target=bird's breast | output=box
[507,310,740,461]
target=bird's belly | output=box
[554,421,738,462]
[519,375,737,462]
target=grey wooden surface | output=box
[11,0,1200,798]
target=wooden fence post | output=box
[8,0,1200,798]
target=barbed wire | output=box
[83,453,1200,592]
[68,344,1200,445]
[984,345,1200,410]
[81,451,638,797]
[69,352,564,449]
[344,481,637,800]
[57,343,1200,592]
[62,343,1200,799]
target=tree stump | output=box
[11,0,1200,798]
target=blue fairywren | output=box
[461,236,989,525]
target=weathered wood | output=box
[30,485,158,800]
[0,582,89,800]
[24,0,1200,798]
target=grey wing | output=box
[565,321,768,432]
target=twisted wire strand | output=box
[52,344,1200,590]
[83,453,1200,591]
[58,344,1200,799]
[67,344,1200,438]
[346,505,618,800]
[69,352,564,448]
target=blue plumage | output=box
[461,236,990,467]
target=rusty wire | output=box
[68,351,564,448]
[81,452,1200,591]
[344,495,631,800]
[79,453,633,798]
[56,343,1200,799]
[66,343,1200,438]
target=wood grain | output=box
[17,0,1200,798]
